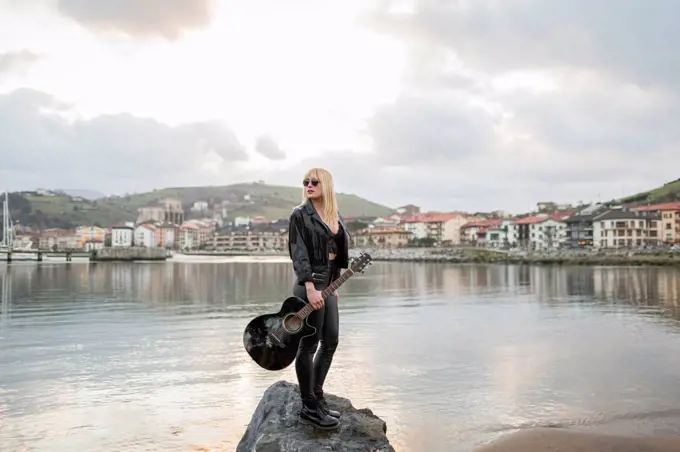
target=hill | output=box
[58,189,107,199]
[619,177,680,205]
[5,183,394,230]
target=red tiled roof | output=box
[401,212,468,223]
[358,226,411,235]
[514,213,566,225]
[462,219,502,228]
[111,223,133,229]
[634,202,680,212]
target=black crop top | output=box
[328,223,344,255]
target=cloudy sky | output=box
[1,0,678,213]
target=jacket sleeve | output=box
[288,209,313,285]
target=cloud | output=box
[0,88,249,193]
[254,135,286,160]
[56,0,214,39]
[355,0,680,210]
[362,0,680,87]
[0,50,41,74]
[368,91,498,165]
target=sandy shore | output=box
[477,428,680,452]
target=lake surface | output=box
[2,259,680,451]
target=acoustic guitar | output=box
[242,252,372,371]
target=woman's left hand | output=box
[334,290,339,302]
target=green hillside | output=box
[620,177,680,205]
[7,183,394,230]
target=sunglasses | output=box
[303,178,319,187]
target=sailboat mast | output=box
[2,191,9,248]
[2,192,5,247]
[1,191,5,247]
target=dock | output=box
[0,247,168,262]
[0,249,91,262]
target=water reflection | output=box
[1,261,680,452]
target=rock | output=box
[236,380,395,452]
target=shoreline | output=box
[349,248,680,267]
[477,427,680,452]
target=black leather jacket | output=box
[288,200,350,286]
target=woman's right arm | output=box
[288,209,313,286]
[288,209,324,309]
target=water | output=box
[1,259,680,451]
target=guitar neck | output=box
[297,268,355,319]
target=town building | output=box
[593,209,660,248]
[181,219,217,246]
[135,223,157,248]
[213,223,288,251]
[634,202,680,244]
[352,226,412,248]
[39,228,74,250]
[178,223,200,250]
[401,212,471,245]
[136,197,184,225]
[75,225,106,248]
[485,220,515,248]
[513,214,568,250]
[428,213,470,245]
[394,204,420,218]
[401,216,428,240]
[563,204,609,247]
[461,219,503,246]
[372,215,403,227]
[190,201,209,213]
[156,223,176,249]
[111,224,134,247]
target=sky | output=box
[1,0,679,213]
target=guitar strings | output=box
[268,260,363,340]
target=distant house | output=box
[352,227,412,248]
[111,224,134,247]
[135,224,157,248]
[394,204,420,217]
[563,204,609,247]
[593,209,660,248]
[633,202,680,244]
[512,214,569,250]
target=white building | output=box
[486,220,515,248]
[178,224,200,250]
[513,215,568,250]
[234,216,251,227]
[135,224,157,247]
[401,217,428,240]
[191,201,209,213]
[593,209,661,248]
[372,215,402,227]
[111,225,134,247]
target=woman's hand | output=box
[306,286,325,310]
[334,290,339,303]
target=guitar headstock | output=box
[349,252,373,273]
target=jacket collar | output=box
[302,200,346,234]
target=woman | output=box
[288,168,349,430]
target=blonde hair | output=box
[301,168,339,233]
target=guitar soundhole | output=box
[282,314,303,333]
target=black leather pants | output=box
[293,262,340,405]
